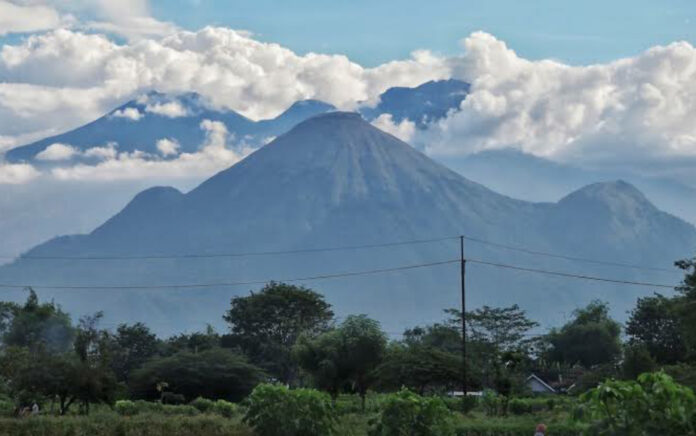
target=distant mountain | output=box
[5,79,470,164]
[2,112,693,335]
[360,79,470,127]
[4,92,335,163]
[444,149,696,225]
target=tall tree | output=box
[626,294,686,364]
[675,257,696,355]
[545,301,621,367]
[110,322,160,382]
[223,282,333,384]
[294,315,387,409]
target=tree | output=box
[626,294,686,364]
[294,315,386,409]
[447,305,538,390]
[129,348,263,401]
[2,289,74,353]
[164,325,219,356]
[545,301,621,367]
[579,372,696,435]
[110,322,159,381]
[675,257,696,355]
[223,282,334,384]
[622,343,656,380]
[375,342,460,394]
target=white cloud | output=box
[50,119,245,181]
[156,138,180,156]
[35,143,78,161]
[145,101,189,118]
[420,32,696,171]
[111,107,143,121]
[371,113,416,142]
[0,27,450,147]
[0,162,39,184]
[0,1,65,35]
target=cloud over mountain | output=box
[422,32,696,174]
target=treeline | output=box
[0,256,694,416]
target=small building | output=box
[526,374,556,395]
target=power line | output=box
[2,236,458,261]
[462,235,678,273]
[467,258,678,289]
[0,259,460,290]
[0,257,680,291]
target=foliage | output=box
[369,388,455,436]
[1,289,74,353]
[621,343,656,380]
[224,282,334,384]
[163,325,220,356]
[212,399,238,418]
[129,348,263,402]
[0,414,254,436]
[578,371,696,435]
[626,294,686,364]
[191,396,215,413]
[376,330,461,394]
[114,400,139,416]
[109,322,159,382]
[243,384,336,436]
[545,301,621,367]
[294,315,386,408]
[507,398,533,415]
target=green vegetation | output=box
[0,258,695,434]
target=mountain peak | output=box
[563,180,650,204]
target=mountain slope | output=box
[2,113,693,335]
[444,148,696,225]
[4,93,335,163]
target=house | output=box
[526,374,556,394]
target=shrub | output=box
[213,399,237,418]
[161,405,199,416]
[507,398,532,415]
[578,371,696,435]
[481,390,499,416]
[443,396,478,414]
[191,397,215,413]
[244,384,336,436]
[161,392,186,405]
[370,388,455,436]
[133,400,163,413]
[546,398,556,411]
[114,400,139,416]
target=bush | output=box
[456,422,584,435]
[481,390,499,416]
[507,398,532,415]
[578,371,696,435]
[0,400,14,418]
[114,400,139,416]
[244,384,336,436]
[213,399,238,418]
[133,400,163,413]
[191,397,215,413]
[161,392,186,405]
[161,405,199,416]
[443,396,478,414]
[370,388,455,436]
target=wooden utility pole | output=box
[460,235,467,398]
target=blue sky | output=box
[150,0,696,66]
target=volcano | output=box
[2,112,694,334]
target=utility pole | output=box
[460,235,467,399]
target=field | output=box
[0,394,584,436]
